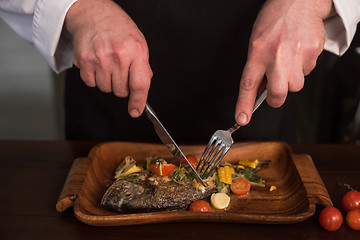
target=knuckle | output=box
[113,88,129,98]
[303,39,324,58]
[81,77,95,87]
[96,79,112,93]
[76,52,87,63]
[267,85,287,107]
[249,37,268,54]
[270,86,287,98]
[99,86,112,93]
[113,39,148,61]
[79,71,95,87]
[132,40,148,54]
[76,52,93,68]
[288,77,304,92]
[267,93,286,108]
[268,99,285,108]
[113,44,128,61]
[240,78,256,91]
[130,79,149,92]
[94,49,107,64]
[149,70,154,79]
[303,60,317,76]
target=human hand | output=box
[235,0,334,125]
[65,0,153,118]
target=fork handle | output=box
[228,89,267,134]
[228,123,241,134]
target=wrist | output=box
[65,0,108,35]
[308,0,335,20]
[64,0,83,35]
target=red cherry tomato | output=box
[346,208,360,230]
[189,200,211,212]
[319,207,343,231]
[186,155,198,169]
[179,155,198,169]
[151,163,175,177]
[230,177,251,195]
[342,190,360,212]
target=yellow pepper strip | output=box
[145,157,152,170]
[217,166,235,185]
[238,159,259,169]
[269,185,277,191]
[236,165,245,171]
[115,165,142,179]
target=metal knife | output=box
[145,103,206,187]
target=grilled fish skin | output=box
[101,170,216,213]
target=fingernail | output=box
[129,108,140,118]
[237,112,248,125]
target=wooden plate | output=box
[56,141,332,226]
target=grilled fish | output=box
[101,170,216,213]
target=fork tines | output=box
[197,133,231,178]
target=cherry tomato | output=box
[230,177,251,195]
[189,200,211,212]
[151,163,175,177]
[319,207,343,231]
[346,208,360,230]
[186,155,198,169]
[342,190,360,212]
[178,154,198,169]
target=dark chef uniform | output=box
[64,0,348,144]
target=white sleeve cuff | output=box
[33,0,77,73]
[324,0,360,56]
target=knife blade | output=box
[145,103,206,187]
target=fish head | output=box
[101,174,148,212]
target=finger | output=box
[78,61,96,87]
[303,58,317,76]
[73,52,97,87]
[235,61,266,126]
[94,59,112,93]
[265,66,289,108]
[111,57,130,98]
[288,67,305,93]
[127,59,152,118]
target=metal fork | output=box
[197,90,267,178]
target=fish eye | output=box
[122,191,132,199]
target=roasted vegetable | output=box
[114,156,142,179]
[217,166,235,185]
[238,159,259,169]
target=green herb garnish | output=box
[243,166,262,183]
[125,175,141,182]
[172,168,187,184]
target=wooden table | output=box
[0,141,359,239]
